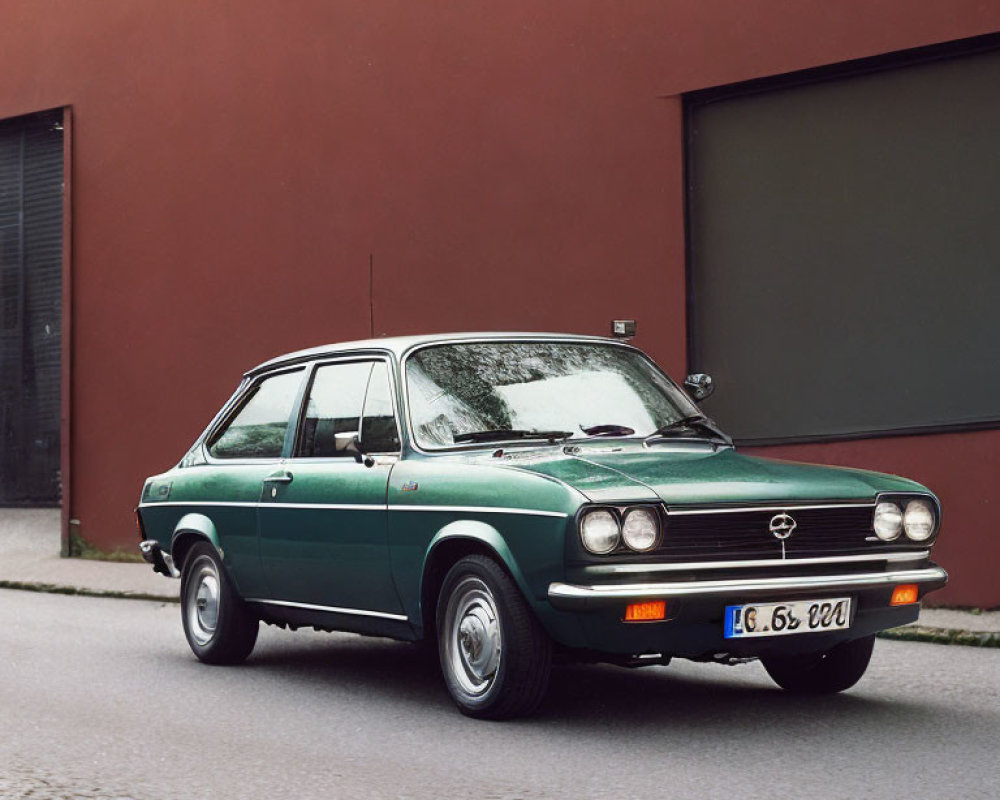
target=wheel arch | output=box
[418,520,532,641]
[170,513,222,573]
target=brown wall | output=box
[1,1,997,604]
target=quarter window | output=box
[207,369,304,459]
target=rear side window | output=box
[207,369,304,459]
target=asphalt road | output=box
[2,588,998,800]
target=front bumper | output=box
[542,563,947,658]
[548,565,949,610]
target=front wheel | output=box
[762,635,875,694]
[437,555,552,719]
[180,541,258,665]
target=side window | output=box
[295,360,401,458]
[297,362,374,457]
[207,369,304,459]
[361,361,401,453]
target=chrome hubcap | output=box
[445,578,502,696]
[186,557,220,646]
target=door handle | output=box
[263,472,293,484]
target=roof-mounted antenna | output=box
[369,253,375,337]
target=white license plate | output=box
[724,597,851,639]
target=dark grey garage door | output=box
[0,110,63,504]
[686,39,1000,444]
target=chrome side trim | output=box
[583,550,930,575]
[667,502,875,515]
[258,503,382,511]
[138,501,259,509]
[387,504,568,518]
[245,598,409,622]
[547,565,948,608]
[138,500,567,518]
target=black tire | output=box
[762,635,875,694]
[180,541,258,665]
[436,554,552,719]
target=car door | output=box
[197,367,308,597]
[257,357,404,615]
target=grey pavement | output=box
[0,508,176,601]
[4,588,1000,800]
[0,509,995,639]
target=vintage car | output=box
[137,333,947,718]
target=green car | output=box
[137,333,947,719]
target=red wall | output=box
[0,1,996,604]
[748,433,1000,607]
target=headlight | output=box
[903,499,936,541]
[873,501,903,541]
[622,507,659,552]
[580,509,620,554]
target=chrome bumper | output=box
[547,565,948,610]
[138,539,180,578]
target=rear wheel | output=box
[180,541,258,665]
[437,555,552,719]
[762,635,875,694]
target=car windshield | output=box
[405,341,704,449]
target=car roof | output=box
[245,331,623,377]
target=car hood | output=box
[495,444,925,506]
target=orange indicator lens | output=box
[890,584,919,606]
[625,600,666,622]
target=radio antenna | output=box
[369,253,375,337]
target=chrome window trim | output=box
[245,598,408,622]
[580,550,930,575]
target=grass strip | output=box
[0,579,178,604]
[878,624,1000,648]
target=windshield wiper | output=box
[452,429,574,444]
[644,415,726,443]
[580,423,636,437]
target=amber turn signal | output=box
[625,600,666,622]
[890,583,919,606]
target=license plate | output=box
[724,597,851,639]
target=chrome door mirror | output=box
[683,373,714,403]
[333,431,364,463]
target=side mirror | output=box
[683,373,714,403]
[333,431,375,466]
[333,431,364,463]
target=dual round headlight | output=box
[580,507,660,554]
[873,498,936,542]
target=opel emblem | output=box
[769,513,796,540]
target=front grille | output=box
[658,504,895,561]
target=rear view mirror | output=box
[684,373,714,403]
[333,431,364,463]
